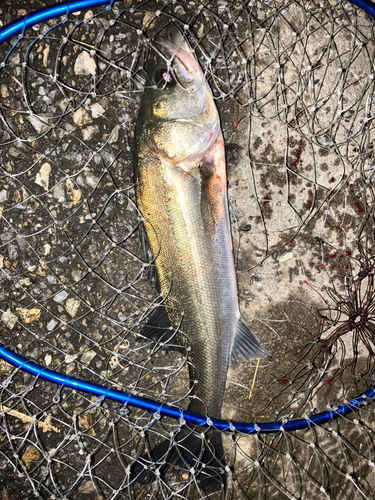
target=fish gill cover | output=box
[0,0,375,499]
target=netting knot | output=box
[179,416,186,426]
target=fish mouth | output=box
[154,27,204,89]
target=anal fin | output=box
[229,316,270,366]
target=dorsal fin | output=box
[229,316,270,366]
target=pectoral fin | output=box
[139,223,160,289]
[139,306,173,342]
[229,316,270,366]
[138,306,183,352]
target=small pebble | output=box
[78,481,95,495]
[74,51,96,76]
[71,269,82,282]
[0,84,9,99]
[16,308,41,323]
[47,319,58,331]
[85,174,100,188]
[72,107,93,126]
[2,310,17,330]
[65,178,82,205]
[65,298,80,318]
[81,350,96,364]
[43,243,51,256]
[53,183,65,202]
[0,189,8,203]
[82,125,98,141]
[53,291,68,303]
[35,162,51,191]
[65,354,78,364]
[90,102,105,118]
[28,114,50,133]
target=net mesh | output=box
[0,0,375,498]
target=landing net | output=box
[0,1,375,498]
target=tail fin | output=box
[130,426,226,491]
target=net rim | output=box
[0,0,120,45]
[0,342,373,434]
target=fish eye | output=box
[152,67,175,89]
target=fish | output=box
[131,25,270,490]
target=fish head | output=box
[139,26,220,163]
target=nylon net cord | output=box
[0,1,375,499]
